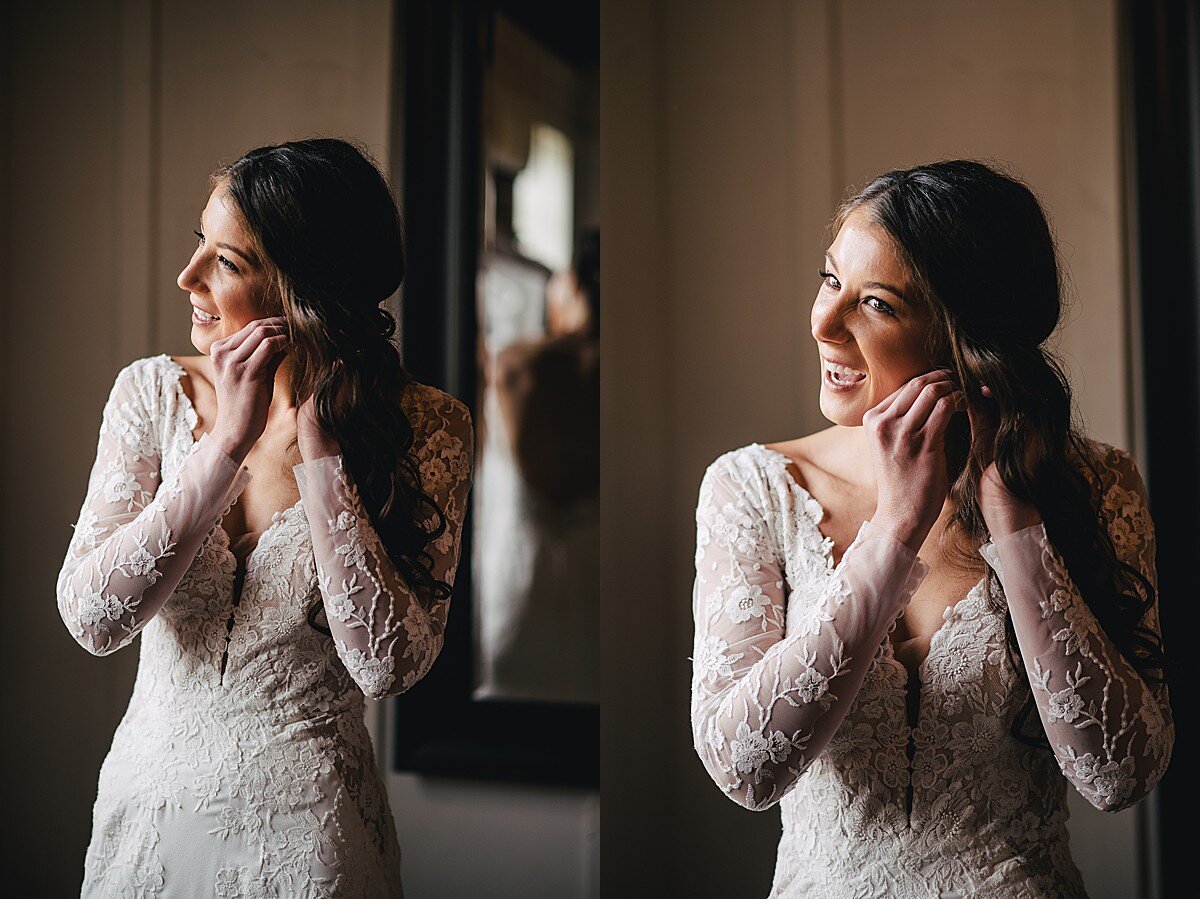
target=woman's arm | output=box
[690,452,928,810]
[56,360,252,655]
[692,371,962,810]
[295,391,474,699]
[981,447,1172,812]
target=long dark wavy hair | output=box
[211,138,450,630]
[832,159,1168,749]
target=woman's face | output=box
[177,187,275,354]
[812,208,938,426]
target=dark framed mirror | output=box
[390,0,599,788]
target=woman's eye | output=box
[818,269,840,290]
[864,296,896,316]
[194,230,237,273]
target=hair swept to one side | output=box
[831,159,1168,749]
[211,137,451,628]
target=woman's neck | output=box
[269,356,298,413]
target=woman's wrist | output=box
[209,423,252,464]
[869,512,925,555]
[296,395,341,461]
[297,431,342,462]
[983,503,1043,539]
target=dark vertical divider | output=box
[1120,2,1200,895]
[393,0,482,768]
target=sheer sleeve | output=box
[56,360,252,656]
[690,452,928,810]
[979,445,1173,812]
[294,388,473,700]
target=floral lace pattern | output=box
[690,442,1171,898]
[295,383,472,700]
[57,355,473,898]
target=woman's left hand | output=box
[967,384,1042,537]
[297,394,342,461]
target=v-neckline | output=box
[163,355,303,571]
[164,356,306,682]
[753,442,995,823]
[750,443,986,682]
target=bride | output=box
[57,138,472,897]
[690,160,1172,897]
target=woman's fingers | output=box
[873,367,955,432]
[211,316,282,356]
[924,389,965,443]
[906,382,962,433]
[228,320,288,364]
[891,368,956,419]
[244,332,291,374]
[872,368,955,421]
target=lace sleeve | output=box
[690,452,928,810]
[294,389,474,700]
[980,447,1173,812]
[56,360,252,656]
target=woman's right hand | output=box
[864,368,965,553]
[208,317,290,462]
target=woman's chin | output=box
[189,328,218,356]
[819,392,867,428]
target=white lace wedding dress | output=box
[57,354,473,898]
[690,441,1172,898]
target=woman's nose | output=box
[177,254,200,293]
[811,294,848,344]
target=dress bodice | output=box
[57,354,474,897]
[690,442,1171,898]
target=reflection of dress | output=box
[474,385,599,703]
[690,442,1172,898]
[57,355,472,897]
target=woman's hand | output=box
[865,369,965,553]
[297,392,342,461]
[967,384,1042,537]
[208,317,290,462]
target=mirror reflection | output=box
[473,14,600,704]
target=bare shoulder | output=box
[168,354,213,387]
[763,424,854,492]
[167,355,216,419]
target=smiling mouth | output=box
[823,358,866,386]
[192,308,221,323]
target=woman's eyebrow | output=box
[197,213,260,268]
[824,250,907,303]
[216,241,259,268]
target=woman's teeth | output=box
[823,359,867,388]
[192,308,220,324]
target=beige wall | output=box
[603,0,1142,895]
[1,2,595,895]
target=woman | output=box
[690,160,1171,897]
[56,138,473,897]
